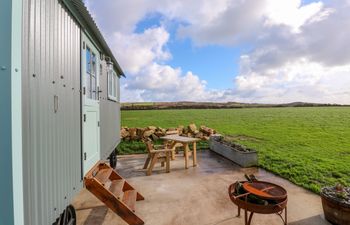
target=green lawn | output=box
[120,107,350,193]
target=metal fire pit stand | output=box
[228,181,288,225]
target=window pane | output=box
[91,76,96,100]
[92,53,96,75]
[108,72,112,96]
[113,73,116,97]
[116,76,120,101]
[86,73,91,98]
[86,47,91,73]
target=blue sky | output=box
[86,0,350,104]
[135,13,243,90]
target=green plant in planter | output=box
[334,184,349,200]
[322,183,350,205]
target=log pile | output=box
[120,123,216,141]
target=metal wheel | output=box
[109,150,117,169]
[64,205,76,225]
[54,205,76,225]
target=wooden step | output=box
[104,180,113,190]
[84,161,145,225]
[109,179,125,199]
[122,190,137,212]
[94,167,112,185]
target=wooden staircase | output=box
[84,162,145,225]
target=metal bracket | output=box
[84,152,87,160]
[83,114,86,122]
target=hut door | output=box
[82,33,101,174]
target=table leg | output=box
[193,142,197,167]
[169,141,177,160]
[166,152,170,173]
[184,143,189,169]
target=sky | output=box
[85,0,350,104]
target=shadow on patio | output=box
[73,150,330,225]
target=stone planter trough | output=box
[209,135,258,168]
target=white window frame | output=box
[85,45,99,101]
[107,66,119,102]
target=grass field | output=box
[121,107,350,193]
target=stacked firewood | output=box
[120,123,216,141]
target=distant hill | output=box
[121,101,347,110]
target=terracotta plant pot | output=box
[321,188,350,225]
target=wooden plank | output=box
[84,161,103,179]
[109,179,125,199]
[104,180,113,190]
[122,190,137,212]
[160,134,200,143]
[95,168,113,185]
[147,154,158,176]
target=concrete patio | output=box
[73,150,331,225]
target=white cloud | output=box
[86,0,350,104]
[264,0,324,32]
[234,59,350,104]
[109,27,171,74]
[123,62,215,102]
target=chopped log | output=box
[188,123,197,133]
[121,129,130,138]
[166,130,178,135]
[155,131,165,137]
[177,125,184,134]
[151,134,159,141]
[136,128,145,137]
[202,136,209,141]
[143,129,155,137]
[148,126,157,131]
[195,132,204,139]
[200,126,214,135]
[129,128,137,140]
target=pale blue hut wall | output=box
[0,0,24,224]
[99,61,121,160]
[21,0,82,224]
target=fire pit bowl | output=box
[228,181,288,225]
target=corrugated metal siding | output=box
[100,62,121,160]
[22,0,82,224]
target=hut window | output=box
[108,67,118,102]
[86,46,98,100]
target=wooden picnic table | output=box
[160,135,200,169]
